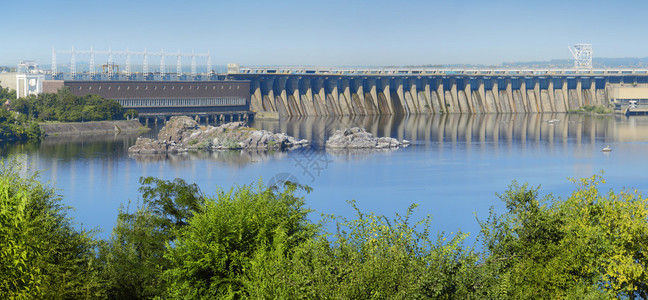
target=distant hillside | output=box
[397,58,648,69]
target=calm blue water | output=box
[2,113,647,243]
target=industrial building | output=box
[43,80,251,118]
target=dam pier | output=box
[227,67,648,116]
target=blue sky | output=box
[2,0,647,67]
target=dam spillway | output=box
[227,69,648,116]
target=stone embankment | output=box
[325,127,409,149]
[40,120,146,136]
[129,116,308,154]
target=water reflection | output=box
[251,113,628,149]
[325,147,408,158]
[0,113,629,162]
[0,113,643,187]
[129,149,288,166]
[0,132,141,160]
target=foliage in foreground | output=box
[479,175,648,299]
[163,181,318,299]
[2,154,648,299]
[243,201,478,299]
[0,157,100,299]
[98,177,205,299]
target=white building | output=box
[15,61,45,98]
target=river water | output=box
[2,113,647,242]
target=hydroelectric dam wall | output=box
[227,71,646,116]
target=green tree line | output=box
[0,86,39,141]
[1,85,138,142]
[2,156,648,299]
[10,87,127,122]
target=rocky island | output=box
[325,127,409,149]
[128,116,308,154]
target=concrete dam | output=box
[227,69,648,116]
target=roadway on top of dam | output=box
[234,67,648,78]
[48,68,648,82]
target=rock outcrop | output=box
[325,127,409,149]
[129,116,308,154]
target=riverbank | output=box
[39,120,148,136]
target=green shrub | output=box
[223,138,242,149]
[98,177,204,299]
[477,176,648,299]
[163,181,316,299]
[244,201,479,299]
[572,105,612,114]
[0,157,101,299]
[3,161,648,299]
[124,109,139,120]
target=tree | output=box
[0,107,11,123]
[0,85,16,101]
[243,201,479,299]
[163,181,317,299]
[98,177,205,299]
[9,87,126,123]
[0,157,101,299]
[477,175,648,298]
[124,109,139,120]
[558,176,648,297]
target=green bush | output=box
[477,176,648,298]
[3,162,648,298]
[0,85,15,101]
[0,108,41,141]
[572,105,612,114]
[0,157,101,299]
[98,177,204,299]
[163,181,316,299]
[124,109,139,120]
[244,201,478,299]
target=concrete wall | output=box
[608,84,648,100]
[0,72,17,91]
[230,74,620,116]
[39,120,145,136]
[43,80,64,93]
